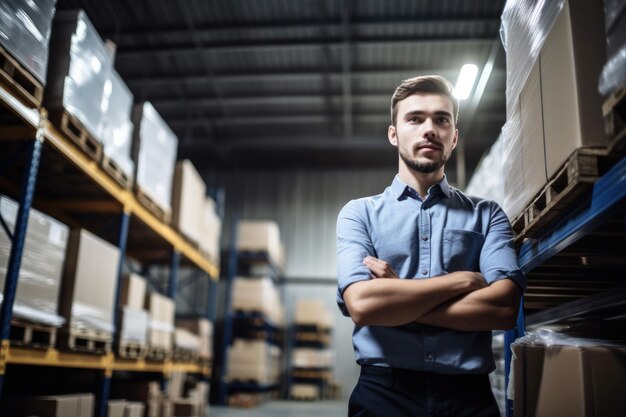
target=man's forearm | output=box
[343,271,484,327]
[415,279,521,331]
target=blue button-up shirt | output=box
[336,175,525,374]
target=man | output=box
[336,75,525,417]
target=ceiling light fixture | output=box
[453,64,479,100]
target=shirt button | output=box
[421,234,429,241]
[421,269,428,275]
[427,353,433,360]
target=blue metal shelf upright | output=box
[503,155,626,417]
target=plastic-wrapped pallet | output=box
[132,102,178,216]
[231,276,284,326]
[227,339,281,384]
[465,135,505,208]
[59,228,119,335]
[176,318,213,361]
[599,0,626,95]
[511,329,626,417]
[118,306,148,344]
[0,195,67,326]
[292,348,334,368]
[44,10,113,140]
[0,0,56,84]
[500,0,607,221]
[101,69,135,182]
[174,328,200,352]
[145,292,175,352]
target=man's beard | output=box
[398,145,450,174]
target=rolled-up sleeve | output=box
[336,200,376,316]
[479,202,526,290]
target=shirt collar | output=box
[391,174,453,200]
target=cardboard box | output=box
[295,299,333,328]
[60,229,119,334]
[172,160,206,244]
[176,318,213,359]
[512,344,626,417]
[237,221,281,265]
[540,0,607,178]
[124,402,145,417]
[200,197,222,264]
[120,274,147,309]
[75,394,94,417]
[108,400,127,417]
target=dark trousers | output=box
[349,365,501,417]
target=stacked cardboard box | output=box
[118,274,149,350]
[0,195,68,327]
[227,339,281,384]
[512,339,626,417]
[200,197,221,264]
[176,318,213,363]
[167,372,209,417]
[145,292,175,355]
[237,221,284,269]
[295,299,333,329]
[171,160,206,245]
[231,277,284,326]
[132,102,178,219]
[59,229,119,347]
[0,0,56,84]
[500,0,607,220]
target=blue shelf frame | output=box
[504,156,626,417]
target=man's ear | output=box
[388,125,398,147]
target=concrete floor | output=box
[210,400,348,417]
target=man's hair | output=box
[390,75,459,125]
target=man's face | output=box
[388,93,458,174]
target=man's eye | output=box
[438,117,449,124]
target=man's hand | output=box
[363,256,399,278]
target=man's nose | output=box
[423,118,436,137]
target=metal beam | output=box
[116,37,495,58]
[124,68,505,87]
[101,15,500,40]
[342,0,353,139]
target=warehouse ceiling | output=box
[55,0,507,185]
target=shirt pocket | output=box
[442,228,485,272]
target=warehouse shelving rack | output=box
[214,219,285,406]
[0,84,219,417]
[503,155,626,417]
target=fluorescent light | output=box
[454,64,479,100]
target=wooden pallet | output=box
[146,345,172,362]
[603,83,626,155]
[9,320,57,349]
[136,186,172,224]
[101,154,133,189]
[47,109,103,162]
[58,327,111,354]
[0,46,44,108]
[512,149,606,244]
[228,392,267,408]
[117,340,148,359]
[172,347,198,363]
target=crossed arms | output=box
[343,256,521,331]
